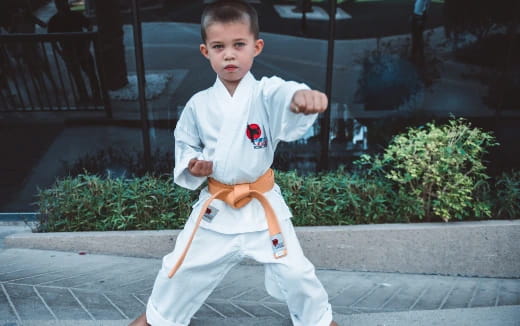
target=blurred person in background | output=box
[48,0,100,103]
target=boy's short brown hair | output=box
[201,0,260,42]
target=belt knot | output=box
[167,169,287,279]
[230,183,251,208]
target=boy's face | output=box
[200,20,264,93]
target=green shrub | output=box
[37,174,197,232]
[277,168,400,225]
[36,119,510,232]
[492,170,520,218]
[353,154,425,223]
[378,118,498,222]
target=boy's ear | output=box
[254,39,264,57]
[200,43,209,59]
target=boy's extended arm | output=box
[262,77,327,144]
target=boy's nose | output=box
[224,50,235,60]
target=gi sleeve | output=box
[261,76,318,145]
[173,101,206,190]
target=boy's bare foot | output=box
[330,321,339,326]
[129,312,150,326]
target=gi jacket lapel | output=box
[212,72,256,179]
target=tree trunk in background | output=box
[94,0,128,90]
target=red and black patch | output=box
[246,123,262,142]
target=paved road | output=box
[1,239,519,325]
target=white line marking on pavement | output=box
[132,293,146,307]
[409,285,429,310]
[350,277,390,308]
[438,284,456,309]
[68,288,96,320]
[7,270,62,283]
[259,303,287,317]
[36,271,96,285]
[329,283,355,301]
[495,281,500,306]
[136,286,154,295]
[203,302,227,318]
[1,283,22,322]
[467,282,479,308]
[379,286,403,309]
[0,266,43,277]
[33,286,58,320]
[229,301,256,318]
[103,293,129,319]
[229,288,254,300]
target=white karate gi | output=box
[146,72,333,326]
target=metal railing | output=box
[0,32,112,117]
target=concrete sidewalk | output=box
[1,225,519,326]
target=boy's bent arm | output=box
[261,76,319,145]
[174,129,207,190]
[173,104,207,190]
[188,158,213,177]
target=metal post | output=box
[319,0,337,171]
[93,33,113,118]
[130,0,152,172]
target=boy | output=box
[131,1,337,325]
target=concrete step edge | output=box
[2,306,520,326]
[5,220,520,278]
[0,318,287,326]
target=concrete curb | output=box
[5,220,520,278]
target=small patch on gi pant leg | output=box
[203,205,219,223]
[271,233,287,258]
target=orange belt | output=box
[168,169,287,278]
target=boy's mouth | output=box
[224,65,238,72]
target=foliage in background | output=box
[276,168,396,225]
[37,174,196,232]
[377,118,498,221]
[491,170,520,219]
[36,119,518,232]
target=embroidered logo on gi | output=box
[246,123,268,149]
[203,205,219,223]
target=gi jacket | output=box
[174,72,318,234]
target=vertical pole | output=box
[130,0,152,172]
[319,0,337,171]
[93,34,112,118]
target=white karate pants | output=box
[146,218,333,326]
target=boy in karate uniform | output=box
[131,0,338,325]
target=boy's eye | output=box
[235,42,246,48]
[212,44,224,49]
